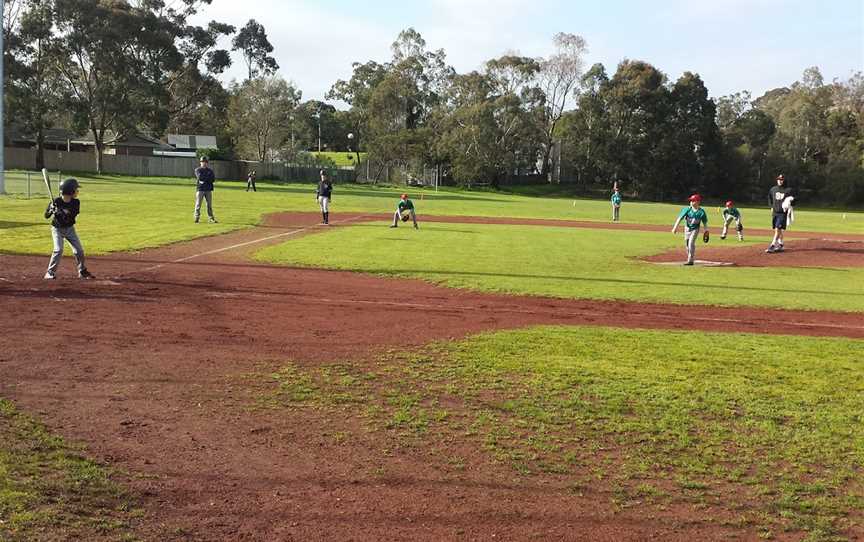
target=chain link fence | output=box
[1,170,64,199]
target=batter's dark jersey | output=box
[195,167,215,191]
[46,197,80,228]
[317,181,332,198]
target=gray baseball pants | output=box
[46,226,86,275]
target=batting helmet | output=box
[60,178,80,195]
[688,194,702,203]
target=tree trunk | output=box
[94,140,103,174]
[35,130,46,171]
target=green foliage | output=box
[232,19,278,81]
[228,76,302,161]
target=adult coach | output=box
[316,169,333,225]
[194,156,217,223]
[766,174,794,253]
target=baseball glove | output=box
[400,210,411,222]
[703,230,710,243]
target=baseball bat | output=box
[41,168,54,201]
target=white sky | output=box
[192,0,864,106]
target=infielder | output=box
[390,193,418,229]
[672,194,709,266]
[611,188,622,222]
[43,178,95,280]
[316,169,333,225]
[766,174,794,253]
[720,200,743,241]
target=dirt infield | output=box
[1,212,862,541]
[644,238,864,267]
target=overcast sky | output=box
[192,0,864,105]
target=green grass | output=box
[255,221,864,312]
[311,151,367,167]
[257,327,864,540]
[2,174,861,312]
[0,399,143,541]
[1,172,860,256]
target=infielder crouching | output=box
[720,200,744,241]
[672,194,709,266]
[390,193,418,229]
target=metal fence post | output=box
[27,171,31,198]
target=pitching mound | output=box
[643,239,864,268]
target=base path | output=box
[1,211,861,541]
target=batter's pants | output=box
[47,226,86,275]
[194,190,215,220]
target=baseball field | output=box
[1,174,863,541]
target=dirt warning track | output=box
[1,211,861,541]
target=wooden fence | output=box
[3,147,353,183]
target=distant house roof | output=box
[7,126,78,145]
[71,131,173,150]
[166,134,218,150]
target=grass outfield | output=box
[0,173,860,255]
[0,399,143,541]
[260,326,864,540]
[255,221,864,312]
[2,174,861,311]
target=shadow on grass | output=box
[0,220,44,229]
[349,267,864,298]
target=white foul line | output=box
[139,215,372,273]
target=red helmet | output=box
[725,200,734,207]
[688,194,702,203]
[400,193,408,199]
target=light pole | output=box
[288,114,295,158]
[315,110,322,153]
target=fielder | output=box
[316,169,333,225]
[43,178,95,280]
[390,193,418,229]
[672,194,709,266]
[193,156,217,223]
[611,188,622,222]
[720,200,744,241]
[766,174,794,253]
